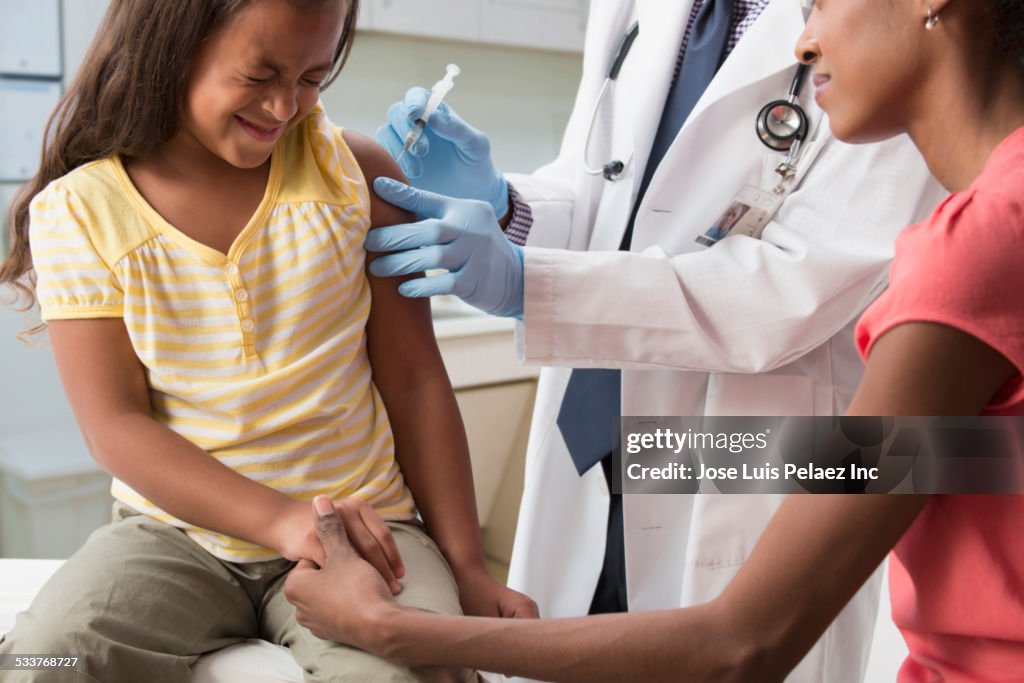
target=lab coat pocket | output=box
[681,373,815,602]
[705,372,816,417]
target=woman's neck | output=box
[908,59,1024,192]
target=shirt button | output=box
[225,262,239,276]
[240,318,255,332]
[234,289,249,302]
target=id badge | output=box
[695,185,783,247]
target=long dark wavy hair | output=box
[1,0,359,321]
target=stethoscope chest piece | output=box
[755,63,811,152]
[756,99,809,152]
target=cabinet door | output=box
[0,0,61,77]
[61,0,111,85]
[480,0,587,53]
[454,381,536,534]
[0,79,62,182]
[366,0,480,43]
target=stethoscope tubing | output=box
[582,21,640,179]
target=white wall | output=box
[322,32,581,174]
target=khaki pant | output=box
[0,504,475,683]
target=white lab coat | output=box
[504,1,945,681]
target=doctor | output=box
[367,1,941,680]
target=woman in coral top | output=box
[282,1,1024,680]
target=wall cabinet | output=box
[0,0,61,77]
[61,0,110,85]
[361,0,587,53]
[363,0,481,44]
[0,0,63,186]
[432,306,538,571]
[480,0,587,53]
[0,80,62,182]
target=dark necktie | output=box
[557,0,737,476]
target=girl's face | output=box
[794,0,931,143]
[179,0,346,169]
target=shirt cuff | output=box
[504,183,534,247]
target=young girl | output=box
[284,0,1024,680]
[0,0,534,680]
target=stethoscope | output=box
[582,21,812,182]
[582,21,640,180]
[756,62,811,179]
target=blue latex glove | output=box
[366,177,524,319]
[375,87,510,220]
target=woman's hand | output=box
[285,496,404,652]
[452,564,539,619]
[271,497,405,594]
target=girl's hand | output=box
[269,499,324,564]
[271,497,405,594]
[452,564,539,619]
[285,497,403,652]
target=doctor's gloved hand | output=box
[367,177,524,319]
[375,87,510,219]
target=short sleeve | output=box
[29,183,124,321]
[303,102,370,211]
[856,188,1024,410]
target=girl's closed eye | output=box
[242,71,327,88]
[244,73,275,85]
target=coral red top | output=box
[856,126,1024,681]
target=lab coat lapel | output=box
[628,0,809,245]
[683,0,806,133]
[625,0,695,188]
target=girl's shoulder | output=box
[279,103,406,217]
[32,158,121,209]
[340,128,401,186]
[277,102,371,208]
[30,156,158,268]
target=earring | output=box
[925,6,939,30]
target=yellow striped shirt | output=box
[29,105,416,562]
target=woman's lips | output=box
[811,74,831,103]
[236,115,283,142]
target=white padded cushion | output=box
[0,559,303,682]
[0,559,63,636]
[193,641,303,682]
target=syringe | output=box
[397,63,461,163]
